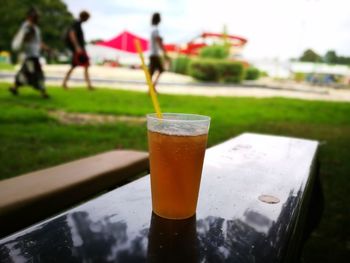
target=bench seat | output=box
[0,150,149,237]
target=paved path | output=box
[1,65,350,102]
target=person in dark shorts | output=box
[149,13,169,93]
[9,8,50,98]
[62,11,93,90]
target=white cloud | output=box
[63,0,350,59]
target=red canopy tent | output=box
[96,31,149,53]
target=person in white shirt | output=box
[149,13,168,93]
[9,8,50,98]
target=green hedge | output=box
[245,67,260,80]
[170,56,191,75]
[199,45,229,59]
[189,59,245,83]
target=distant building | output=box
[290,62,350,84]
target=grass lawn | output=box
[0,83,349,262]
[0,62,15,71]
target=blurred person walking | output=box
[62,11,93,90]
[9,7,50,98]
[149,13,169,93]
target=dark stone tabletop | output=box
[0,133,318,263]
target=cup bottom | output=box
[152,210,196,220]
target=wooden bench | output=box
[0,150,149,237]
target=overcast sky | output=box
[63,0,350,60]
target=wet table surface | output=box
[0,133,318,263]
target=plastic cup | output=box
[147,113,210,219]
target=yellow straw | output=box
[134,39,162,118]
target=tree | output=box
[299,49,322,62]
[337,56,350,65]
[325,51,350,66]
[0,0,73,52]
[323,50,338,64]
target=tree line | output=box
[298,49,350,65]
[0,0,73,52]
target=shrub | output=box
[170,56,191,75]
[259,70,269,77]
[189,59,219,81]
[245,67,260,80]
[199,45,229,59]
[216,61,245,83]
[294,72,306,82]
[189,59,245,83]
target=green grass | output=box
[0,62,15,71]
[0,83,349,262]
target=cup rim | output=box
[147,113,210,122]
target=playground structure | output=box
[164,32,248,59]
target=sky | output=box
[63,0,350,60]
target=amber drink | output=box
[147,113,210,219]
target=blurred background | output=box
[1,0,350,85]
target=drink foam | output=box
[148,122,209,136]
[147,113,210,136]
